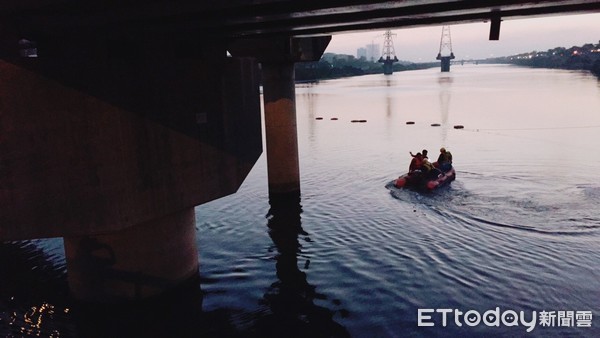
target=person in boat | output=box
[410,149,428,160]
[408,152,424,173]
[422,158,442,179]
[437,147,453,172]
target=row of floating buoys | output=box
[315,117,367,122]
[404,121,465,129]
[315,118,463,127]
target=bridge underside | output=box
[2,1,600,41]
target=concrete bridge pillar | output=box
[262,62,300,198]
[64,208,198,302]
[438,56,452,72]
[229,36,331,200]
[0,31,262,302]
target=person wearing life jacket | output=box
[408,152,423,173]
[422,158,442,179]
[437,147,453,172]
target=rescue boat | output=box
[394,167,456,191]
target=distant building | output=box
[366,43,380,62]
[357,47,367,59]
[334,54,353,61]
[321,52,354,63]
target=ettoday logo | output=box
[418,308,593,332]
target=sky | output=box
[325,12,600,62]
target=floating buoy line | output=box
[314,116,366,122]
[404,121,465,129]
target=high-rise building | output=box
[366,43,380,62]
[357,47,367,59]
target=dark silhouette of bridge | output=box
[1,0,600,304]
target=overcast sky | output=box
[325,12,600,62]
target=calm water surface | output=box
[2,65,599,337]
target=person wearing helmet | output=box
[437,147,453,172]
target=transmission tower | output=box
[378,30,399,75]
[436,25,455,72]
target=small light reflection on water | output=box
[0,241,72,337]
[16,302,66,337]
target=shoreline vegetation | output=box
[487,41,600,78]
[295,41,600,82]
[294,53,438,82]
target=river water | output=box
[1,64,599,337]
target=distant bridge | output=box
[1,0,600,303]
[451,59,485,65]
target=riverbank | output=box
[295,43,600,82]
[294,52,437,81]
[486,42,600,79]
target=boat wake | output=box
[386,174,600,237]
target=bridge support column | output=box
[229,35,331,201]
[64,208,199,302]
[0,34,262,302]
[262,62,300,198]
[440,57,451,72]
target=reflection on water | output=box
[439,76,452,121]
[0,241,73,337]
[72,275,206,338]
[1,199,348,337]
[438,74,452,143]
[384,78,395,119]
[257,196,349,337]
[299,83,320,146]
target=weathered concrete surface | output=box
[63,208,198,302]
[0,38,262,240]
[262,63,300,196]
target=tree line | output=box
[293,42,600,82]
[486,42,600,78]
[294,53,437,81]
